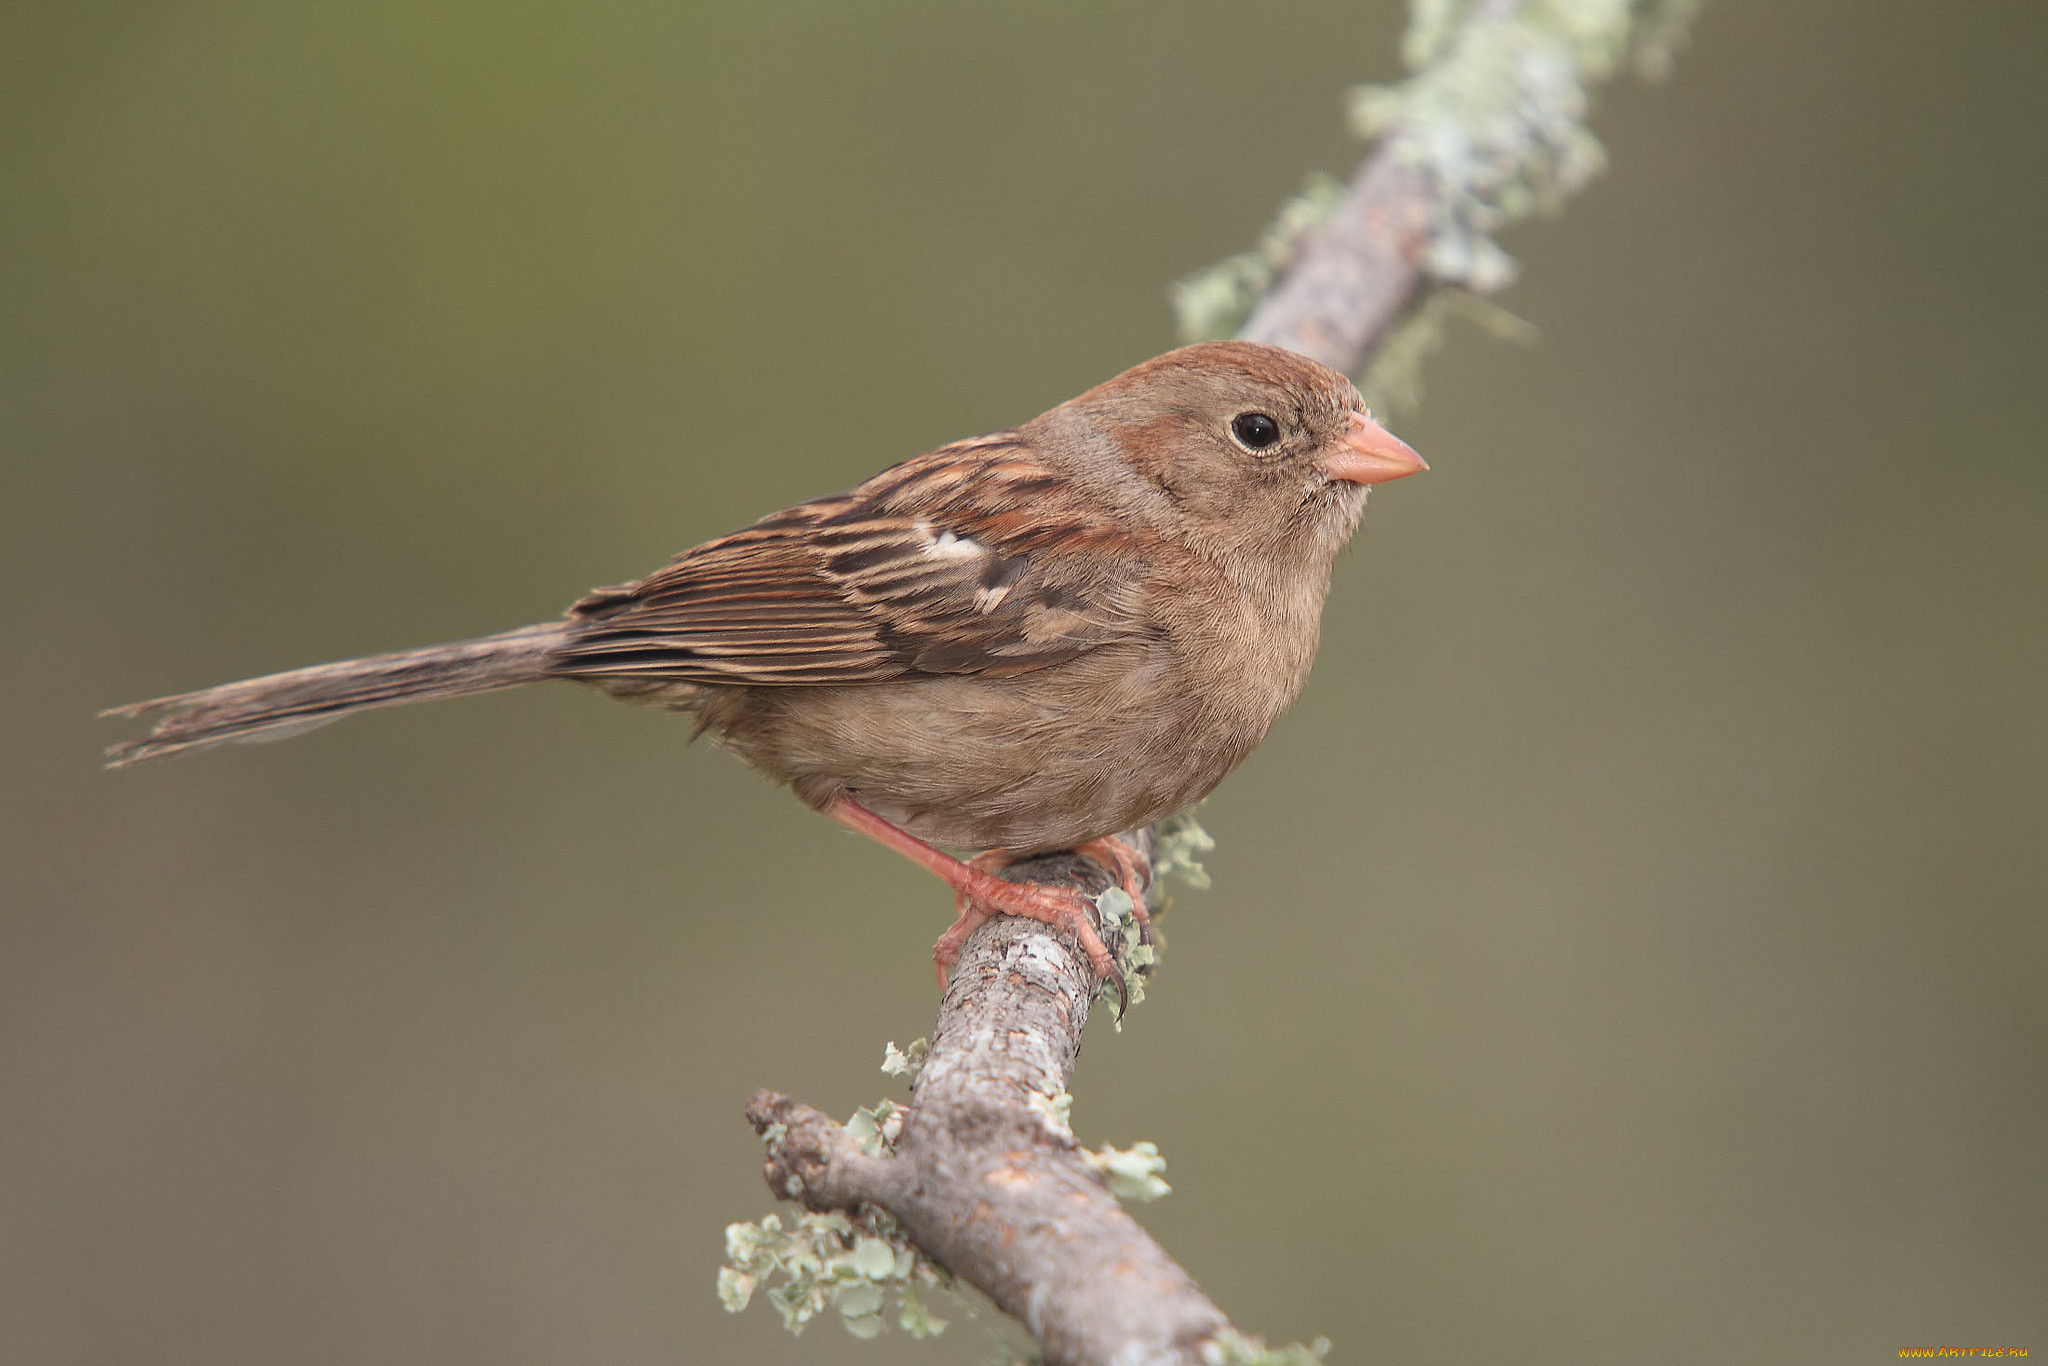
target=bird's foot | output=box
[821,798,1125,1006]
[932,861,1122,1008]
[1073,834,1153,943]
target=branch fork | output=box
[744,842,1240,1366]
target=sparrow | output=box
[103,341,1425,990]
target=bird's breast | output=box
[688,557,1336,852]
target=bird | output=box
[102,340,1425,992]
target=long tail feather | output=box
[101,623,569,767]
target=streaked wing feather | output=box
[553,437,1148,686]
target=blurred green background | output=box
[3,2,2042,1362]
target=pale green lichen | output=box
[842,1099,904,1159]
[1360,0,1701,301]
[1348,0,1630,294]
[1079,1140,1172,1204]
[723,1054,1188,1346]
[1153,811,1218,895]
[722,1094,958,1340]
[717,1209,954,1340]
[1024,1086,1075,1142]
[1175,0,1701,415]
[1084,812,1213,1025]
[1094,885,1157,1025]
[1028,1084,1169,1204]
[880,1037,927,1085]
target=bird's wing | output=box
[554,436,1155,686]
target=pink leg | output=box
[825,797,1118,992]
[932,850,1015,988]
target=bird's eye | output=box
[1230,412,1281,451]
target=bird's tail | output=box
[101,623,570,767]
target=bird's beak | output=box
[1323,410,1427,486]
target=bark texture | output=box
[1238,150,1435,375]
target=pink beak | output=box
[1323,410,1427,486]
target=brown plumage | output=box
[103,341,1425,987]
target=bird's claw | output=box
[1074,835,1154,946]
[931,869,1123,1006]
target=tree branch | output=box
[747,836,1231,1363]
[731,2,1699,1360]
[1237,149,1434,375]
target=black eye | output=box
[1230,412,1281,451]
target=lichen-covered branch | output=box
[1185,0,1701,384]
[729,3,1700,1362]
[748,840,1233,1363]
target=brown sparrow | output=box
[104,341,1425,989]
